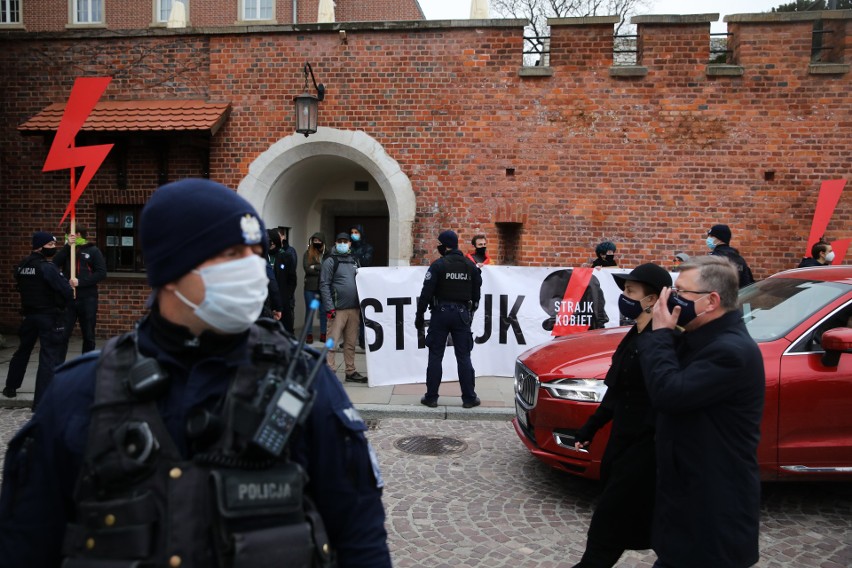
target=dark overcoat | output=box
[575,325,656,550]
[638,310,764,568]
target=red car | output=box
[513,266,852,481]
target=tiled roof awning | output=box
[18,100,232,135]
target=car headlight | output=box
[543,379,607,402]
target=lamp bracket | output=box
[303,62,326,101]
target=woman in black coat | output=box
[571,263,673,568]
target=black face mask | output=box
[41,247,57,258]
[437,244,448,256]
[312,242,323,251]
[667,294,700,327]
[617,294,645,320]
[475,247,487,257]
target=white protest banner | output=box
[355,266,641,386]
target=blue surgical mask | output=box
[351,233,361,242]
[706,237,717,251]
[173,255,268,334]
[336,242,350,254]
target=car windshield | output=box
[739,277,849,342]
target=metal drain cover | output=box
[394,435,468,456]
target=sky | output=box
[418,0,782,32]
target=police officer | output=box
[52,224,108,360]
[415,230,482,408]
[0,180,391,568]
[2,231,73,408]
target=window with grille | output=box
[98,206,145,273]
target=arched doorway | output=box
[237,127,416,326]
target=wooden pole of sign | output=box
[69,139,76,299]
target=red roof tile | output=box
[18,100,231,135]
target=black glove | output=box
[414,312,425,330]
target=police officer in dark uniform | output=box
[3,231,74,407]
[0,180,391,568]
[414,230,482,409]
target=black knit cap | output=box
[613,263,672,295]
[438,230,458,249]
[31,231,55,249]
[707,224,732,244]
[140,178,267,287]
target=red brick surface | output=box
[0,17,850,336]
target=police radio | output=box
[249,299,333,456]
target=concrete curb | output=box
[355,403,514,421]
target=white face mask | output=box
[174,255,269,334]
[825,251,835,263]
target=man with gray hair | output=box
[638,256,764,568]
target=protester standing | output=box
[303,231,328,343]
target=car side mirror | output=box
[821,327,852,368]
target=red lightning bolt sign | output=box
[43,77,114,226]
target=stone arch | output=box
[237,127,415,266]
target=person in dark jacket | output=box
[349,224,374,268]
[3,231,74,407]
[52,225,107,359]
[0,180,392,568]
[797,239,834,268]
[261,257,283,320]
[706,224,755,287]
[267,228,299,333]
[303,231,328,343]
[639,255,764,568]
[591,241,617,267]
[572,263,672,568]
[414,230,482,408]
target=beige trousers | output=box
[326,308,361,375]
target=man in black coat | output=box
[706,224,754,288]
[638,255,764,568]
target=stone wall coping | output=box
[631,14,719,25]
[725,10,852,24]
[547,16,621,26]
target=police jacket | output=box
[710,245,755,288]
[14,252,74,315]
[638,310,764,568]
[0,309,391,568]
[416,249,482,315]
[319,252,360,312]
[52,243,107,299]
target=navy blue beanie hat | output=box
[438,230,459,249]
[32,231,55,249]
[140,179,267,287]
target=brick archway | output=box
[237,127,415,266]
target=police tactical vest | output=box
[61,321,335,568]
[15,254,64,314]
[434,254,475,303]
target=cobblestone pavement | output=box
[1,411,849,567]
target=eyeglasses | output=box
[670,287,711,299]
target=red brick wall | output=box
[1,19,850,337]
